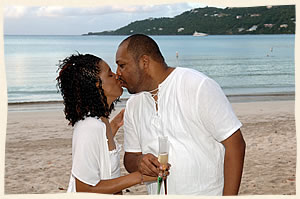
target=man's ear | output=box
[139,55,150,69]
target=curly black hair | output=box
[56,53,115,126]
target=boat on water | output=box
[193,31,208,36]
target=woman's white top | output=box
[67,117,121,192]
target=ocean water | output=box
[4,34,295,103]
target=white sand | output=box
[4,100,296,195]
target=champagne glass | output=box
[158,136,169,170]
[157,136,169,195]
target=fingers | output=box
[117,109,125,126]
[142,174,157,182]
[158,171,169,177]
[166,163,171,171]
[111,109,125,128]
[138,154,160,176]
[117,109,125,118]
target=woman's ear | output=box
[95,81,100,88]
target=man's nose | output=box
[116,67,121,77]
[115,68,120,80]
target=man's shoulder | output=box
[177,67,207,78]
[175,67,210,86]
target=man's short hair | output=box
[120,34,165,63]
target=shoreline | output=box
[7,92,295,112]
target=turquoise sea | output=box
[4,34,295,103]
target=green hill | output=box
[83,5,295,35]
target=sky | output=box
[3,2,220,35]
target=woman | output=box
[56,53,156,194]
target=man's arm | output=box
[221,129,246,195]
[124,152,161,176]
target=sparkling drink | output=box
[158,136,169,170]
[158,152,169,170]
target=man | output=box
[115,34,246,195]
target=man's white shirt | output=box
[124,67,242,195]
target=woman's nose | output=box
[113,72,120,80]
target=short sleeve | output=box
[197,78,242,142]
[124,98,142,152]
[71,118,107,186]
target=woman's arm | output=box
[75,171,156,194]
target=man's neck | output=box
[154,66,174,88]
[147,65,174,94]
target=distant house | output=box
[204,14,208,16]
[158,28,163,31]
[238,28,245,32]
[280,24,288,28]
[264,24,274,28]
[177,27,184,32]
[267,6,273,9]
[247,25,258,31]
[250,14,261,17]
[218,13,229,17]
[236,15,242,19]
[130,30,134,33]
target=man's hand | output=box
[138,153,161,177]
[124,152,171,177]
[138,154,172,177]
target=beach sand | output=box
[4,99,296,195]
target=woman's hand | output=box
[142,174,157,183]
[142,167,170,183]
[110,109,125,137]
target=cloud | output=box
[36,6,65,17]
[5,3,200,18]
[4,6,27,18]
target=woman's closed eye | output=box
[109,71,116,78]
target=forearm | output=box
[223,138,246,195]
[76,171,142,194]
[124,152,142,173]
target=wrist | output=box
[133,172,144,185]
[140,173,144,185]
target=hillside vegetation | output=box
[83,5,295,35]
